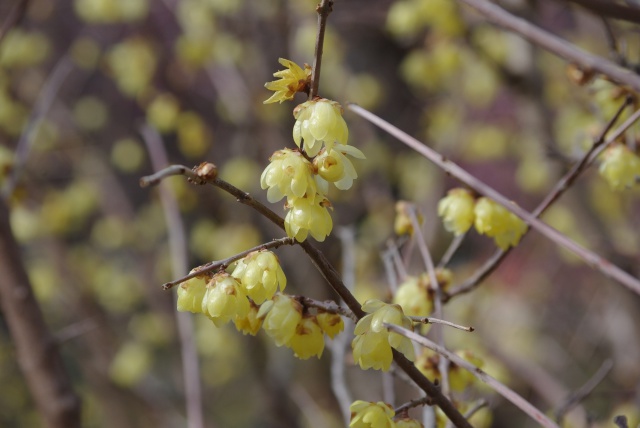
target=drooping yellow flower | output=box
[599,143,640,191]
[287,315,325,359]
[393,275,433,317]
[231,250,286,304]
[352,300,415,371]
[234,301,262,336]
[261,294,303,346]
[349,400,395,428]
[293,99,349,157]
[202,273,249,327]
[437,188,476,236]
[176,272,208,313]
[264,58,311,104]
[260,149,318,203]
[316,311,344,339]
[284,196,333,242]
[314,144,366,190]
[474,197,527,250]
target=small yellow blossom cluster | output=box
[416,348,483,392]
[349,401,423,428]
[598,143,640,191]
[262,59,366,242]
[352,300,415,371]
[437,188,527,250]
[392,269,453,318]
[259,294,344,359]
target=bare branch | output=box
[348,104,640,297]
[555,0,640,25]
[555,359,613,423]
[385,323,561,428]
[410,316,474,333]
[309,0,334,98]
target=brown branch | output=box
[161,237,296,290]
[140,163,472,428]
[296,296,356,321]
[386,324,561,428]
[309,0,334,99]
[455,0,640,92]
[348,104,640,297]
[445,99,637,299]
[0,198,81,428]
[394,395,431,414]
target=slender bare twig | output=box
[437,233,466,269]
[463,399,488,419]
[385,324,561,428]
[309,0,334,99]
[0,198,81,428]
[410,317,474,332]
[296,296,356,321]
[386,239,408,282]
[555,359,613,423]
[140,163,473,428]
[455,0,640,91]
[445,100,637,299]
[141,125,205,428]
[161,237,296,290]
[348,104,640,297]
[394,395,431,414]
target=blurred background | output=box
[0,0,639,426]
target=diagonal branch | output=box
[348,104,640,297]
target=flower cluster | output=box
[352,300,415,371]
[259,295,345,359]
[349,400,423,428]
[392,269,453,318]
[262,59,365,242]
[598,143,640,191]
[437,188,527,250]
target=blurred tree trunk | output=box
[0,198,81,428]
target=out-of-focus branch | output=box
[455,0,640,92]
[555,0,640,25]
[0,0,29,45]
[141,125,205,428]
[140,164,473,428]
[348,104,640,297]
[555,359,613,424]
[0,198,81,428]
[386,324,560,428]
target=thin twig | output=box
[437,233,466,269]
[410,316,474,332]
[141,125,205,428]
[455,0,640,92]
[555,359,613,424]
[139,163,473,428]
[385,324,561,428]
[348,104,640,297]
[394,395,431,414]
[445,100,637,299]
[309,0,334,99]
[161,237,296,290]
[297,296,356,321]
[463,399,488,419]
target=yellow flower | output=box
[314,145,366,191]
[176,272,208,313]
[260,149,318,203]
[234,301,262,336]
[293,99,349,157]
[448,350,483,392]
[287,315,325,359]
[437,188,476,236]
[284,196,333,242]
[474,197,527,250]
[202,273,249,327]
[394,201,423,236]
[264,58,311,104]
[599,143,640,190]
[349,400,395,428]
[316,311,344,339]
[352,300,415,371]
[262,294,303,346]
[232,250,287,304]
[393,275,433,317]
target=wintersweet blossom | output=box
[287,316,325,359]
[599,143,640,190]
[393,275,432,317]
[316,311,344,339]
[314,145,366,190]
[202,273,249,327]
[264,58,311,104]
[293,99,349,157]
[234,301,262,336]
[474,197,527,250]
[349,400,395,428]
[176,272,208,313]
[232,250,286,304]
[437,188,476,236]
[260,149,318,203]
[284,196,333,242]
[261,294,303,347]
[352,300,415,371]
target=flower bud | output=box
[176,272,208,313]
